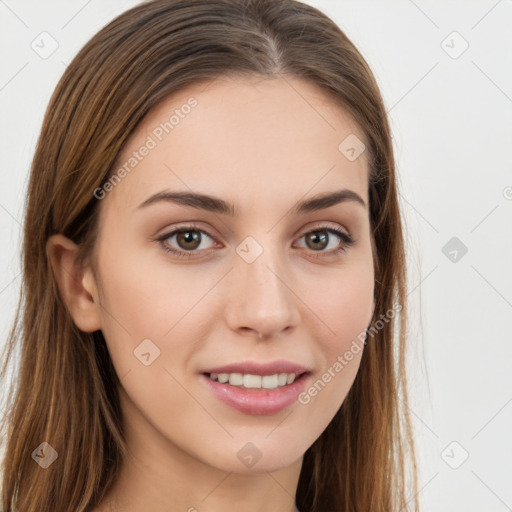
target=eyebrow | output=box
[136,188,366,215]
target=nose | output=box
[224,245,300,340]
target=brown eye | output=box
[304,230,329,251]
[296,226,355,257]
[157,225,217,259]
[175,230,202,250]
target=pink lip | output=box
[200,372,311,415]
[201,360,311,376]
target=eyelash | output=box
[155,223,355,260]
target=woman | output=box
[0,0,419,510]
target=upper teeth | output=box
[209,372,298,389]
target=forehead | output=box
[108,75,369,213]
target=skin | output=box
[47,75,375,512]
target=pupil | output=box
[179,231,200,249]
[308,231,327,250]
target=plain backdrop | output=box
[1,1,511,510]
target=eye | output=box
[155,223,355,259]
[295,226,355,257]
[156,223,217,259]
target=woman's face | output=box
[87,75,374,474]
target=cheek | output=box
[293,264,373,436]
[305,258,374,345]
[95,240,214,379]
[93,242,170,366]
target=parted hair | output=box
[0,1,418,510]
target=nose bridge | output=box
[237,231,289,305]
[226,229,299,336]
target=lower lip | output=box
[200,373,310,415]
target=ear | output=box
[46,234,102,333]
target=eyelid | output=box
[299,221,351,237]
[155,221,219,246]
[155,221,354,258]
[156,220,351,241]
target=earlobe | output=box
[46,234,102,333]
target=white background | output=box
[1,1,511,510]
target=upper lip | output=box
[201,360,312,376]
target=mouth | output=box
[203,371,309,390]
[200,371,312,415]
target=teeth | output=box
[244,374,262,388]
[208,372,299,389]
[229,373,243,386]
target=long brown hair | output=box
[0,0,419,510]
